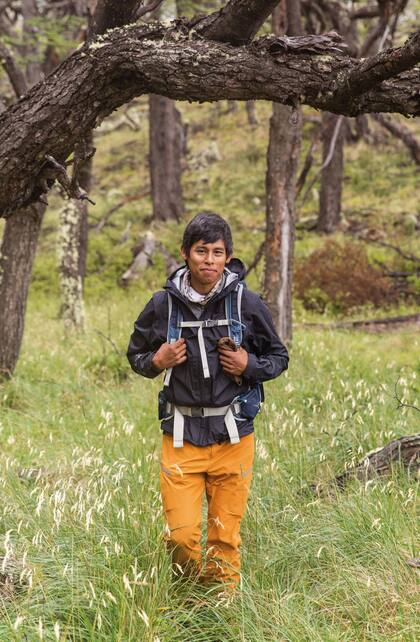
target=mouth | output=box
[201,268,216,273]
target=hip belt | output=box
[166,401,241,448]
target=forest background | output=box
[0,0,419,640]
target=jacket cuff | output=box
[243,352,258,381]
[150,352,164,375]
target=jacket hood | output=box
[164,257,246,301]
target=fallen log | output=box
[314,434,420,495]
[121,231,180,285]
[298,313,420,330]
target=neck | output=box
[189,272,216,295]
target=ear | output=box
[180,247,188,263]
[226,254,233,264]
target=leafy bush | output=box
[294,240,394,313]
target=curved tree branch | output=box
[330,29,420,112]
[0,21,419,218]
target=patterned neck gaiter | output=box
[180,268,225,306]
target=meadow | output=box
[0,99,419,640]
[0,293,418,641]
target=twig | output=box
[245,240,265,277]
[394,377,420,413]
[135,0,165,20]
[93,329,122,356]
[362,238,420,263]
[41,154,95,205]
[298,115,344,207]
[295,123,321,197]
[91,188,150,233]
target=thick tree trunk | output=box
[263,0,302,344]
[57,200,86,330]
[0,0,47,379]
[0,204,45,379]
[317,112,346,233]
[149,94,184,222]
[264,105,301,343]
[56,131,93,330]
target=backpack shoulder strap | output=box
[163,293,183,386]
[225,281,245,347]
[166,292,183,343]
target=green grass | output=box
[0,296,418,641]
[0,87,419,642]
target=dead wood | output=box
[121,231,180,284]
[298,313,420,331]
[314,434,420,495]
[371,113,420,165]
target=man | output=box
[127,212,288,591]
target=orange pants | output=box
[160,432,254,589]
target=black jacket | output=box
[127,258,289,446]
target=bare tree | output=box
[0,0,47,379]
[317,112,346,233]
[263,0,303,344]
[149,94,185,222]
[315,0,406,232]
[148,2,184,223]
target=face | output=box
[181,239,232,294]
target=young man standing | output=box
[127,212,288,591]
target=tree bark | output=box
[57,199,86,330]
[263,0,302,344]
[0,204,45,378]
[76,132,93,279]
[317,112,346,233]
[0,0,47,379]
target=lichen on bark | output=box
[57,199,85,331]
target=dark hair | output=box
[181,211,233,256]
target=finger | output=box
[223,366,236,375]
[219,356,235,365]
[175,355,187,365]
[175,338,186,345]
[174,346,187,357]
[221,361,235,370]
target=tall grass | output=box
[0,297,418,641]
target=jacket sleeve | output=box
[127,294,166,378]
[242,293,289,384]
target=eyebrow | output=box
[196,245,225,250]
